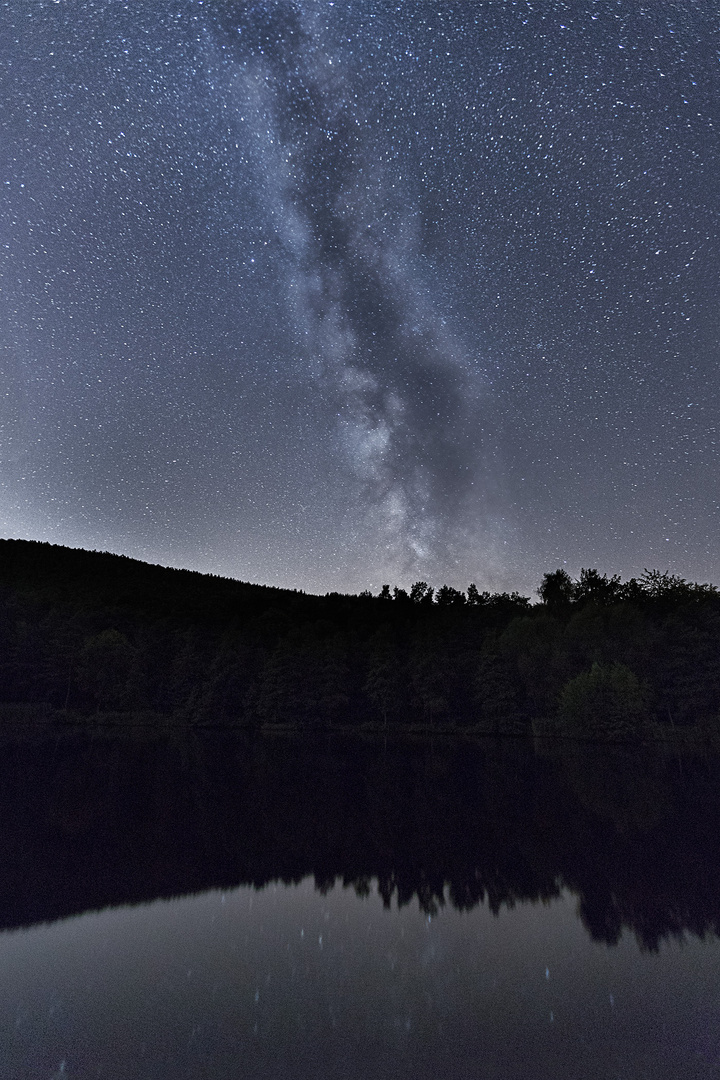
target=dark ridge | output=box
[1,538,719,738]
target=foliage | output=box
[0,540,719,739]
[537,568,574,607]
[558,662,649,741]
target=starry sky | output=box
[2,1,719,595]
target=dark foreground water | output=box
[1,731,720,1078]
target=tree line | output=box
[1,538,719,739]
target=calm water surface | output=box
[1,732,719,1078]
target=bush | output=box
[557,662,649,741]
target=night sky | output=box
[2,1,719,595]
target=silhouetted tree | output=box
[409,581,434,604]
[538,569,575,607]
[364,636,404,727]
[435,585,466,606]
[408,643,450,726]
[475,637,527,734]
[574,568,623,606]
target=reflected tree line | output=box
[1,540,720,738]
[1,730,719,952]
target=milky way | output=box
[209,1,488,579]
[1,2,719,593]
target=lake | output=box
[1,731,719,1078]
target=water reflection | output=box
[2,732,720,949]
[3,879,720,1078]
[3,732,720,1076]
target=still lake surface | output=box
[1,731,719,1078]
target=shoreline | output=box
[0,702,717,749]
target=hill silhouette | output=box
[1,538,719,738]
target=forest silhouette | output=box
[1,538,719,740]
